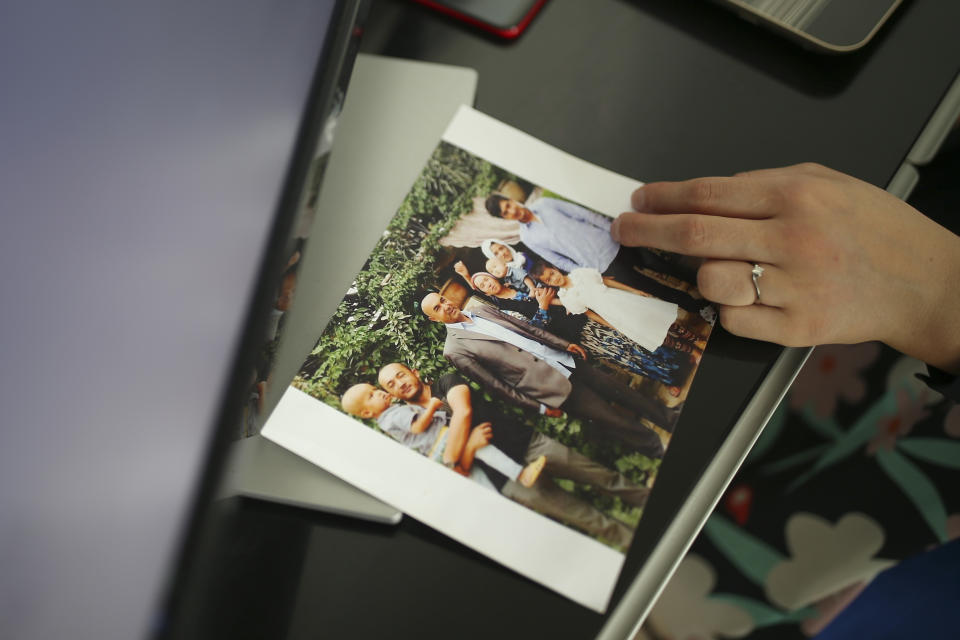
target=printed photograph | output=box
[291,139,717,551]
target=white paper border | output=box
[442,105,643,217]
[265,387,623,612]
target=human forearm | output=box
[442,384,474,464]
[602,276,648,296]
[454,261,476,289]
[455,422,494,472]
[457,435,481,471]
[409,402,440,435]
[883,225,960,374]
[585,309,612,328]
[442,406,472,464]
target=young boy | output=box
[340,383,544,488]
[485,256,536,295]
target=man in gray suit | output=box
[420,292,669,458]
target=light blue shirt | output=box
[521,197,619,273]
[376,404,448,457]
[447,311,575,378]
[504,265,530,293]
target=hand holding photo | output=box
[263,106,717,612]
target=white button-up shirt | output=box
[448,311,575,378]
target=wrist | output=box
[886,231,960,374]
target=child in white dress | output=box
[531,262,679,352]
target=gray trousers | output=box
[500,432,648,549]
[563,367,669,458]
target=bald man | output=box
[377,362,650,547]
[420,292,672,457]
[340,381,544,489]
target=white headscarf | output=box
[480,239,524,269]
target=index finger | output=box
[612,212,775,261]
[632,176,779,219]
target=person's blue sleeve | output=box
[529,308,550,329]
[815,539,960,640]
[546,197,611,230]
[526,237,578,273]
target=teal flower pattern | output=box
[640,344,960,639]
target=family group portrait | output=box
[293,140,717,551]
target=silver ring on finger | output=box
[751,263,764,303]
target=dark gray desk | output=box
[171,1,960,638]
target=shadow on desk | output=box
[170,498,607,640]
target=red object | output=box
[724,484,754,526]
[411,0,549,40]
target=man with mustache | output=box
[420,292,674,454]
[377,362,651,549]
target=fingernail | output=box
[610,215,623,242]
[631,186,646,211]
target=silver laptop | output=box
[714,0,903,52]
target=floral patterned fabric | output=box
[639,344,960,639]
[579,319,686,386]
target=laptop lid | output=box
[0,1,363,637]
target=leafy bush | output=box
[296,142,504,402]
